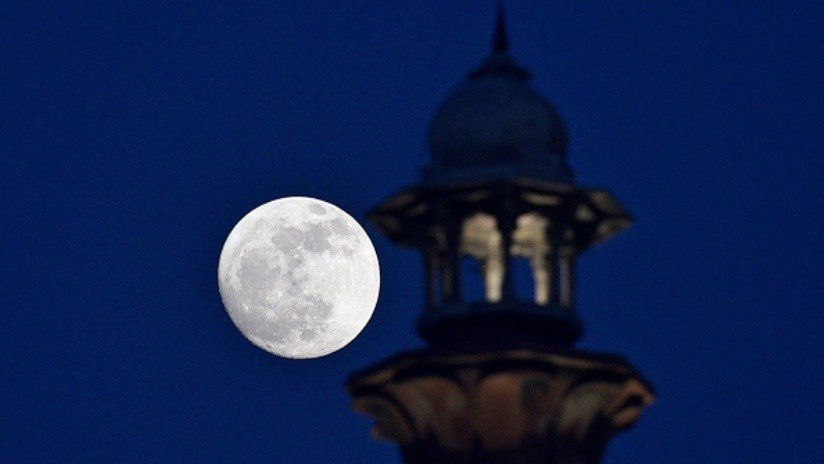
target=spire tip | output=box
[493,2,509,54]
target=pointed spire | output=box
[493,2,509,54]
[468,1,530,81]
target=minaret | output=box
[347,8,654,464]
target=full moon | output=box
[218,197,380,359]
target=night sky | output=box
[2,1,821,462]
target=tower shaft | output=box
[347,7,653,462]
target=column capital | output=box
[348,348,654,464]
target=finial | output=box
[493,1,509,54]
[468,1,529,80]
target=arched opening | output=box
[460,256,485,302]
[512,213,551,305]
[443,211,574,308]
[510,257,534,301]
[460,212,503,303]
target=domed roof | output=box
[424,8,574,185]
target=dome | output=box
[424,12,574,184]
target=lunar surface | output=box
[218,197,380,359]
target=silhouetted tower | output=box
[348,7,654,463]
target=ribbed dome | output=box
[423,10,574,185]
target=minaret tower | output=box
[347,7,654,463]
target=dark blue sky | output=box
[1,1,821,462]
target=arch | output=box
[459,212,504,302]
